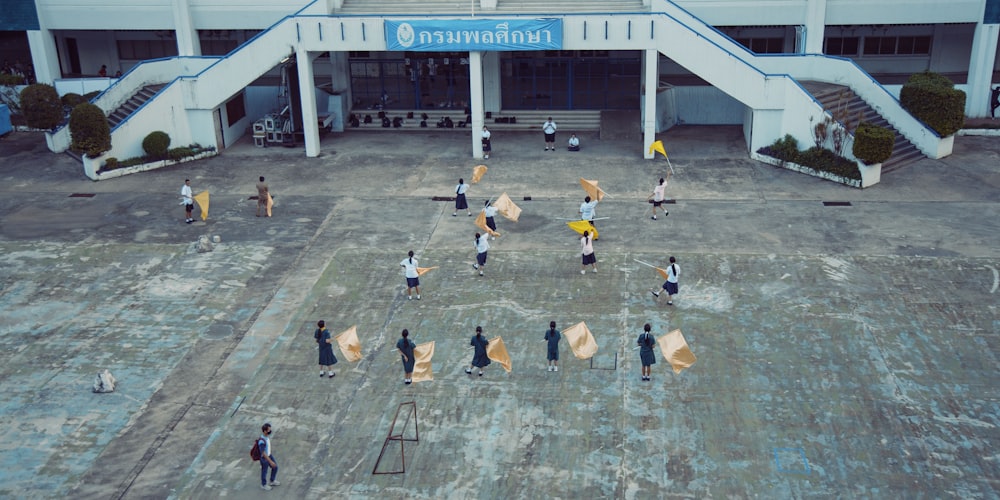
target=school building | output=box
[8,0,1000,166]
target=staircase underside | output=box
[799,81,925,174]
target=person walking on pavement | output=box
[482,199,499,239]
[454,178,471,216]
[651,256,680,305]
[472,232,490,276]
[580,230,597,274]
[542,116,557,151]
[180,179,194,223]
[256,176,270,217]
[465,326,491,376]
[400,250,421,300]
[637,323,656,381]
[544,321,561,372]
[397,328,416,384]
[315,320,338,377]
[257,423,280,490]
[481,125,492,159]
[648,173,670,220]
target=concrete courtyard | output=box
[0,125,998,499]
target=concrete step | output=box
[108,84,166,128]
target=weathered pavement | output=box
[0,126,998,499]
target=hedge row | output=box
[900,72,965,137]
[757,134,861,180]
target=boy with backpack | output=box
[250,422,280,490]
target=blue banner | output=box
[385,19,562,52]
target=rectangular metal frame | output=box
[372,401,419,475]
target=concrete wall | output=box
[675,0,984,25]
[674,86,744,125]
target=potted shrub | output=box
[900,72,965,137]
[852,122,894,188]
[19,83,63,130]
[70,102,112,178]
[142,131,171,160]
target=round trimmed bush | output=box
[19,83,63,130]
[142,131,171,159]
[900,72,966,137]
[61,93,85,108]
[69,102,112,157]
[852,122,895,165]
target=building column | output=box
[469,51,485,159]
[966,22,1000,117]
[172,0,201,56]
[642,49,658,159]
[26,30,61,84]
[297,49,321,157]
[482,51,501,113]
[802,0,827,54]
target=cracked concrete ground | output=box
[0,125,998,499]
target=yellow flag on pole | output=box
[579,178,607,201]
[656,267,669,280]
[566,220,598,240]
[334,325,363,362]
[193,191,210,221]
[411,341,435,382]
[562,321,598,359]
[649,140,668,159]
[471,165,488,183]
[657,329,697,374]
[486,336,512,373]
[416,266,438,276]
[474,211,501,237]
[492,192,521,222]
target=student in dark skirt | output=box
[580,230,597,274]
[472,232,490,276]
[637,323,656,381]
[454,178,471,216]
[396,328,416,385]
[465,326,491,376]
[544,321,561,372]
[481,126,492,159]
[315,320,338,378]
[482,200,498,239]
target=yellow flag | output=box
[657,329,697,374]
[265,192,274,217]
[656,267,669,280]
[411,341,435,382]
[492,192,521,222]
[649,140,668,159]
[416,266,438,276]
[486,336,512,373]
[562,322,598,359]
[474,211,501,237]
[566,220,598,240]
[579,178,607,201]
[334,325,363,362]
[193,191,210,221]
[471,165,488,183]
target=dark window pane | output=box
[913,36,931,55]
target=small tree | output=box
[852,122,895,165]
[69,103,111,157]
[142,131,171,159]
[20,83,63,130]
[900,71,966,137]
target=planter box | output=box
[858,162,882,188]
[45,128,71,153]
[86,149,217,181]
[751,152,866,188]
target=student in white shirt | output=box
[648,172,670,220]
[651,256,680,305]
[567,134,580,151]
[454,178,471,216]
[472,232,490,276]
[399,250,421,300]
[180,179,193,223]
[481,126,492,159]
[542,117,557,151]
[579,196,599,227]
[580,230,597,274]
[482,200,499,239]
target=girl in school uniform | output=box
[454,178,471,216]
[396,329,416,385]
[481,126,492,159]
[580,230,597,274]
[544,321,561,372]
[472,232,490,276]
[637,323,656,381]
[482,200,499,239]
[399,250,421,300]
[466,326,491,376]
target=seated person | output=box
[567,134,581,151]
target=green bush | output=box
[852,122,895,165]
[900,72,966,137]
[142,131,171,158]
[61,93,85,108]
[0,73,24,85]
[758,137,861,180]
[69,103,112,157]
[102,157,119,171]
[168,146,195,160]
[19,83,64,130]
[82,91,101,102]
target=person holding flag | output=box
[180,178,194,224]
[580,230,597,274]
[637,323,657,381]
[315,320,338,378]
[579,196,599,227]
[400,250,421,300]
[482,200,499,239]
[453,178,471,217]
[465,326,491,376]
[396,329,416,385]
[651,256,680,305]
[649,174,670,220]
[544,321,561,372]
[472,232,490,276]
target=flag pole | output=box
[633,258,658,269]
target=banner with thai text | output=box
[385,18,562,51]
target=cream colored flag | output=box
[471,165,488,183]
[656,267,669,280]
[411,341,435,382]
[416,266,438,276]
[486,336,512,373]
[492,192,522,222]
[474,210,501,237]
[334,325,363,362]
[193,191,210,221]
[579,178,607,201]
[657,329,697,374]
[562,321,598,359]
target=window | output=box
[200,39,237,56]
[825,37,860,56]
[225,92,245,127]
[117,40,178,60]
[734,37,785,54]
[863,35,931,56]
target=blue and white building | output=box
[9,0,1000,165]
